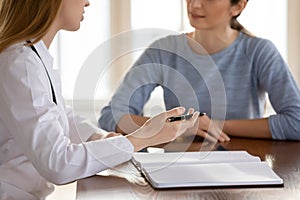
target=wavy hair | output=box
[0,0,62,52]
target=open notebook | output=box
[131,151,283,189]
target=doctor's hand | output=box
[103,132,122,138]
[126,107,199,152]
[87,132,121,141]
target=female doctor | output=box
[0,0,199,199]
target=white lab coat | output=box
[0,41,134,199]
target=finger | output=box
[209,126,230,142]
[207,128,226,142]
[189,111,200,124]
[210,121,230,142]
[197,130,217,143]
[165,107,186,119]
[181,111,199,127]
[174,112,199,137]
[187,108,195,115]
[106,132,121,138]
[197,122,221,142]
[222,132,230,141]
[196,115,228,142]
[219,132,230,142]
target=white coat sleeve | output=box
[65,105,108,143]
[0,50,134,185]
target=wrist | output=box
[126,133,149,152]
[87,133,102,141]
[125,134,146,151]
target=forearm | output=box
[116,114,150,134]
[223,118,272,139]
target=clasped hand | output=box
[184,114,230,142]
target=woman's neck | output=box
[42,26,59,49]
[187,28,239,55]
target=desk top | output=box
[76,137,300,200]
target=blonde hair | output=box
[0,0,62,52]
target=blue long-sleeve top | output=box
[99,32,300,140]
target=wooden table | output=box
[76,137,300,199]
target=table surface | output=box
[76,137,300,200]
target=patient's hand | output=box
[195,115,230,142]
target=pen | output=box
[167,112,206,122]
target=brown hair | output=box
[0,0,62,52]
[230,0,254,36]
